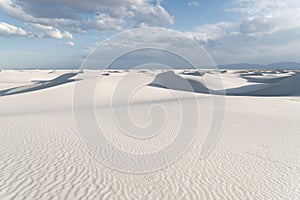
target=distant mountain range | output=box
[217,62,300,70]
[2,61,300,70]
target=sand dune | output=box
[150,71,300,96]
[0,70,300,199]
[0,73,78,96]
[228,74,300,96]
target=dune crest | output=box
[149,71,300,96]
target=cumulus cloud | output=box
[130,3,174,27]
[185,22,238,44]
[184,0,300,64]
[0,22,28,37]
[30,23,73,39]
[0,0,174,35]
[240,16,278,35]
[229,0,300,35]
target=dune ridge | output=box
[149,71,300,96]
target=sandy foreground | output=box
[0,69,300,199]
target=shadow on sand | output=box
[149,71,300,97]
[241,76,292,84]
[0,73,79,97]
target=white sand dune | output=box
[0,70,300,199]
[150,70,300,96]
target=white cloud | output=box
[240,16,278,35]
[184,1,300,64]
[30,23,73,39]
[83,46,93,52]
[0,0,174,35]
[185,22,238,43]
[130,3,174,27]
[81,13,124,31]
[228,0,300,15]
[64,41,75,47]
[229,0,300,35]
[240,12,300,36]
[81,27,216,69]
[188,1,200,7]
[207,27,300,64]
[0,22,28,37]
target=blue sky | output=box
[1,0,300,69]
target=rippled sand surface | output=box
[1,70,300,199]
